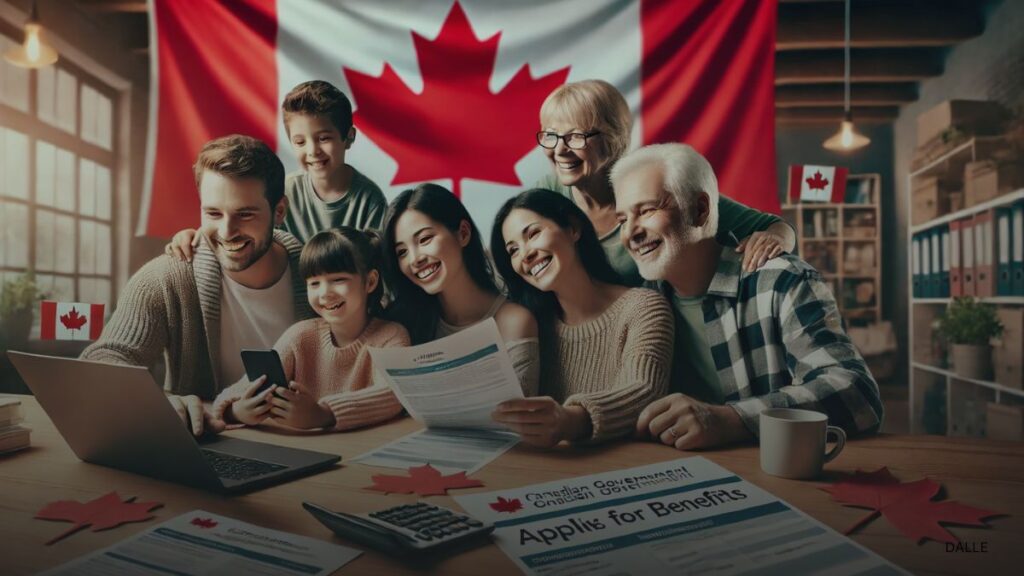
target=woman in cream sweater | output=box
[490,188,674,447]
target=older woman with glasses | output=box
[536,79,795,286]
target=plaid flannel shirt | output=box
[661,247,883,437]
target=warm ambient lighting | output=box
[823,0,869,153]
[824,114,871,152]
[3,2,58,69]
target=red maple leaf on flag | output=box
[489,496,523,514]
[35,491,163,545]
[820,467,1002,544]
[59,307,88,331]
[191,517,218,529]
[366,464,484,496]
[805,171,830,190]
[344,2,569,197]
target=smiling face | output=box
[306,270,376,329]
[392,209,469,295]
[614,163,694,281]
[540,116,609,189]
[501,208,581,293]
[199,171,283,273]
[286,113,352,177]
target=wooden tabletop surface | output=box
[1,395,1022,575]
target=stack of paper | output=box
[0,397,31,454]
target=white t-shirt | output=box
[218,263,297,386]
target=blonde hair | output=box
[539,79,633,165]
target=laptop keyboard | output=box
[200,449,286,481]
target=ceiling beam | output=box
[776,49,942,84]
[776,106,900,124]
[777,1,983,50]
[77,1,148,13]
[775,83,918,107]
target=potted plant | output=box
[0,272,44,351]
[937,297,1004,380]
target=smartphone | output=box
[240,349,289,395]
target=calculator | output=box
[302,501,494,554]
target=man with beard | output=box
[82,135,313,435]
[610,143,882,450]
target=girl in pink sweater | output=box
[214,227,410,431]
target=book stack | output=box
[0,397,31,455]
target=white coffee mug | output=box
[759,408,846,479]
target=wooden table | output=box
[1,395,1022,575]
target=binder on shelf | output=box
[950,219,964,297]
[1014,202,1024,296]
[975,210,995,297]
[940,224,951,298]
[930,227,943,298]
[997,207,1013,295]
[962,217,976,297]
[917,233,925,295]
[921,229,933,298]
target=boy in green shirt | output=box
[165,81,387,258]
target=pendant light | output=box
[3,1,59,69]
[823,0,869,152]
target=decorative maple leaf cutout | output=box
[366,464,484,496]
[820,467,1002,544]
[59,307,88,332]
[35,491,163,545]
[489,496,523,514]
[805,171,830,190]
[191,517,217,529]
[344,2,569,197]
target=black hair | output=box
[299,227,385,316]
[381,183,498,343]
[490,188,622,319]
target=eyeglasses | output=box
[536,131,600,150]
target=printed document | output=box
[353,427,519,474]
[456,457,907,576]
[40,510,361,575]
[359,319,524,473]
[368,318,524,429]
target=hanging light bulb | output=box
[825,112,871,151]
[3,1,59,69]
[823,0,869,152]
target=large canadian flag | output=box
[141,0,778,238]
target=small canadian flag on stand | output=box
[39,301,105,341]
[789,165,849,203]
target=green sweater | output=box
[539,175,784,286]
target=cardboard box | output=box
[965,160,1024,208]
[993,307,1023,390]
[986,403,1024,441]
[911,177,950,225]
[917,100,1009,146]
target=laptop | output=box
[9,351,341,494]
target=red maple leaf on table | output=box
[805,171,830,190]
[820,467,1002,544]
[489,496,523,514]
[35,491,163,545]
[59,307,88,331]
[344,2,569,197]
[367,464,484,497]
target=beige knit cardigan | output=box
[81,230,313,399]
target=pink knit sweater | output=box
[213,317,410,430]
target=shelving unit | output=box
[783,173,882,326]
[907,137,1024,436]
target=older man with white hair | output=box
[610,143,883,450]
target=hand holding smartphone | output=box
[240,349,289,395]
